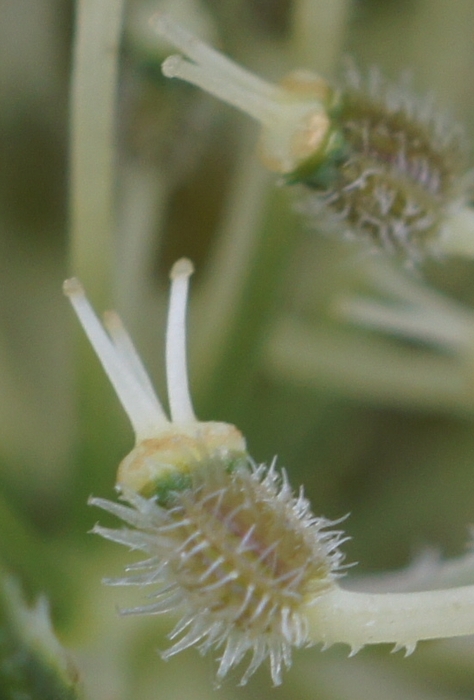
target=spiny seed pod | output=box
[153,13,472,265]
[92,464,345,685]
[64,260,346,685]
[294,66,470,263]
[65,259,474,684]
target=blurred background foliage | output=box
[2,0,474,698]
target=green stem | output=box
[69,0,126,304]
[192,134,271,390]
[116,163,167,327]
[68,0,130,526]
[196,187,302,422]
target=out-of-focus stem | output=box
[347,548,474,593]
[195,182,300,419]
[334,296,474,354]
[116,163,167,324]
[192,132,271,392]
[68,0,129,524]
[290,0,352,75]
[69,0,126,304]
[266,317,474,413]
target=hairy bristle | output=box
[90,460,346,685]
[296,66,471,263]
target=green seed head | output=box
[91,459,346,685]
[293,68,471,262]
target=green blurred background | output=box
[2,0,474,698]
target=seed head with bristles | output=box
[296,64,471,264]
[91,463,346,686]
[65,257,474,682]
[151,14,473,265]
[64,259,347,685]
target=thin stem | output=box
[69,0,126,302]
[346,548,474,593]
[266,317,473,413]
[335,254,474,359]
[359,255,472,314]
[193,131,271,388]
[307,584,474,652]
[197,189,302,418]
[64,279,168,439]
[166,259,196,423]
[116,163,167,324]
[334,296,474,353]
